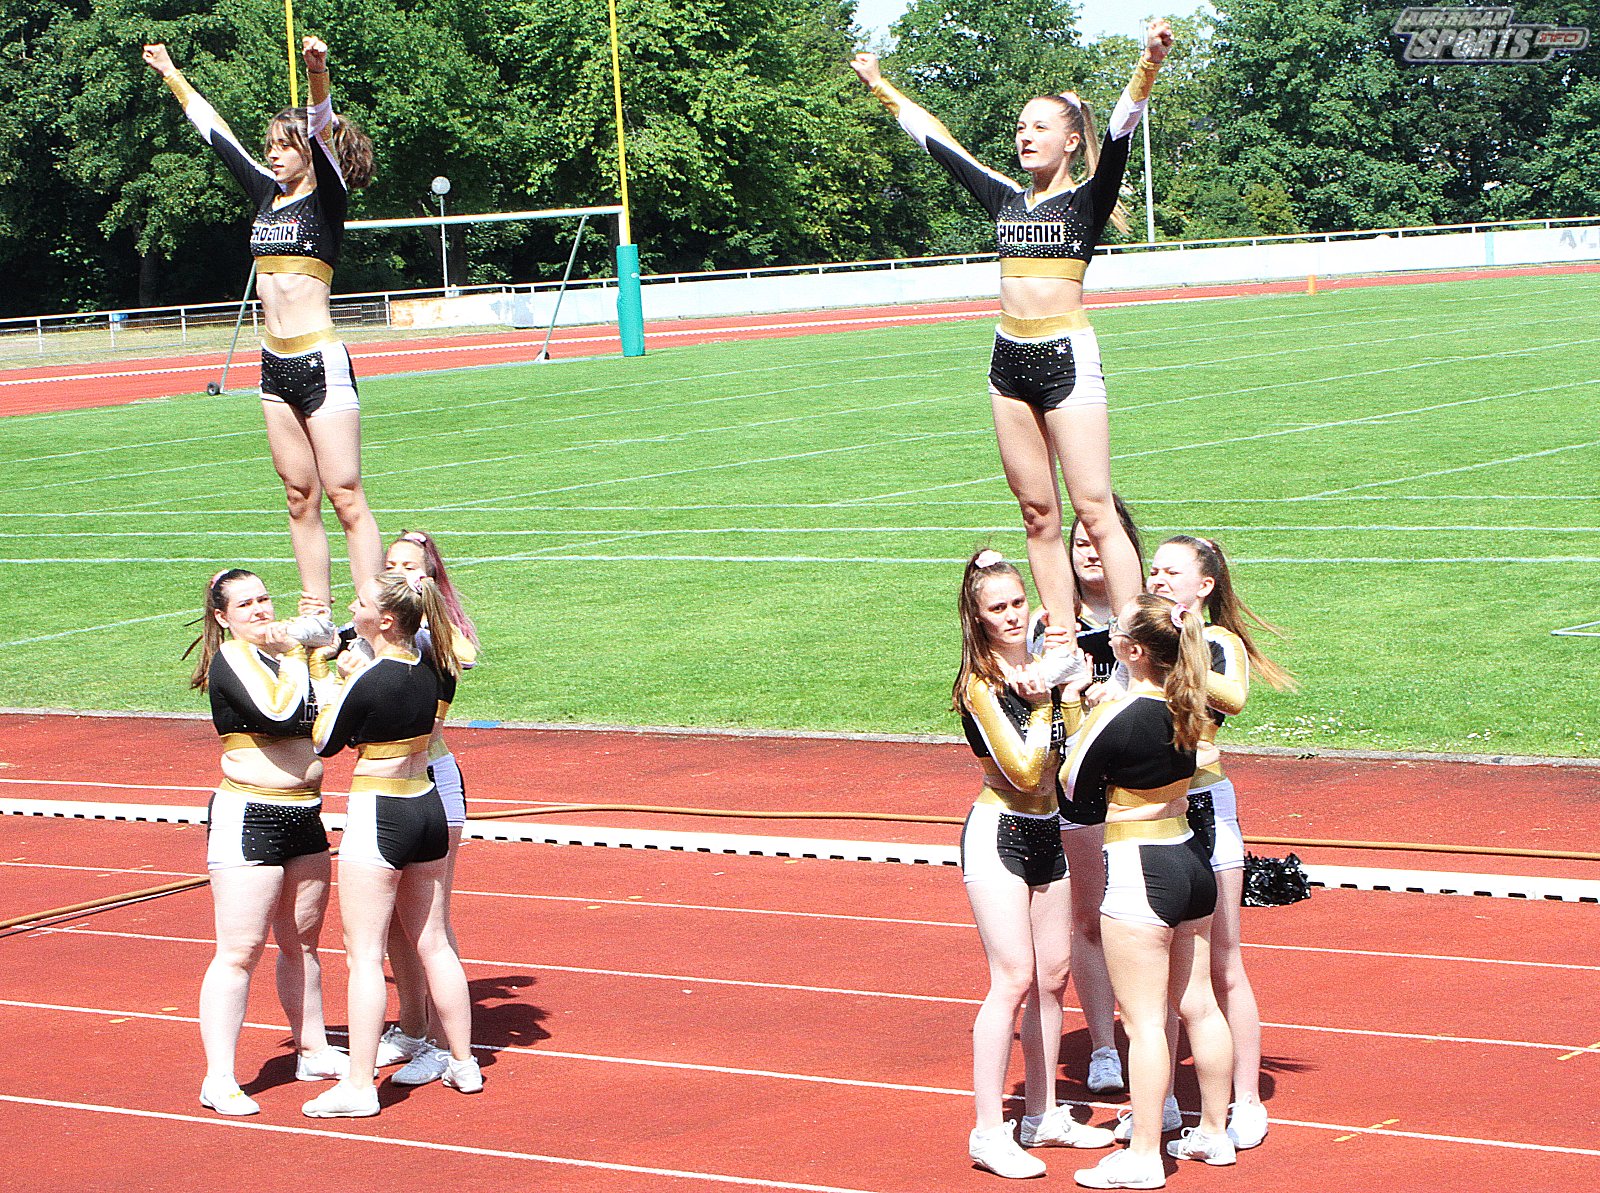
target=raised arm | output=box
[142,43,278,205]
[850,51,1019,219]
[1087,20,1173,229]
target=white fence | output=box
[3,218,1597,359]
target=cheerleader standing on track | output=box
[1056,494,1145,1095]
[852,22,1173,635]
[1146,536,1296,1151]
[143,37,381,615]
[187,569,348,1115]
[1065,594,1235,1190]
[300,572,479,1117]
[955,550,1116,1179]
[372,531,482,1083]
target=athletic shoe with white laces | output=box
[1020,1103,1116,1149]
[1086,1046,1125,1093]
[199,1076,259,1117]
[301,1079,380,1118]
[294,1046,351,1082]
[1227,1099,1269,1150]
[968,1122,1047,1179]
[1073,1148,1165,1189]
[1166,1126,1237,1166]
[392,1044,449,1087]
[442,1055,484,1094]
[375,1025,428,1068]
[1112,1095,1182,1141]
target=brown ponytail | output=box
[373,570,460,678]
[183,568,255,691]
[1161,535,1297,691]
[953,549,1024,711]
[1119,593,1210,753]
[1038,93,1131,235]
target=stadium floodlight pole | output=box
[431,176,452,293]
[607,0,646,357]
[208,263,258,397]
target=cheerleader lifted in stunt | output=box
[852,22,1174,673]
[143,36,381,618]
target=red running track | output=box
[2,712,1599,1191]
[6,263,1600,417]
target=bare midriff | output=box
[221,737,322,791]
[258,273,334,339]
[999,275,1084,320]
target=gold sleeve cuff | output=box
[869,79,905,118]
[1128,54,1160,103]
[163,70,198,107]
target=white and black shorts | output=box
[261,340,359,418]
[989,324,1107,412]
[1102,821,1217,928]
[341,783,450,870]
[206,787,328,871]
[962,801,1067,887]
[1186,779,1246,873]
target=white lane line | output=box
[0,1094,890,1193]
[25,929,1594,1051]
[1301,439,1600,498]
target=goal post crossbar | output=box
[347,205,624,232]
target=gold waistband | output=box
[1105,815,1190,844]
[349,776,434,797]
[998,310,1092,339]
[256,255,335,286]
[356,735,431,760]
[1189,761,1227,790]
[221,731,300,752]
[976,785,1058,818]
[218,776,320,804]
[1001,257,1089,281]
[1108,779,1192,808]
[262,326,338,356]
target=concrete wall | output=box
[395,224,1600,331]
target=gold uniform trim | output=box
[868,79,905,118]
[976,785,1058,818]
[1128,54,1161,103]
[218,776,320,804]
[349,775,433,797]
[256,255,335,286]
[427,736,450,762]
[999,310,1092,338]
[163,70,198,107]
[1108,778,1192,808]
[1190,760,1227,790]
[263,326,337,356]
[1001,257,1089,281]
[1105,815,1189,844]
[220,731,295,753]
[356,735,431,760]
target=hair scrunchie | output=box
[974,549,1005,569]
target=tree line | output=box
[2,0,1595,317]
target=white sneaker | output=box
[1086,1046,1125,1093]
[969,1122,1047,1178]
[375,1025,427,1068]
[301,1079,380,1118]
[442,1055,484,1094]
[1166,1126,1236,1166]
[284,614,339,648]
[294,1046,350,1082]
[392,1044,449,1087]
[199,1076,259,1117]
[1020,1103,1116,1149]
[1227,1099,1269,1150]
[1112,1095,1182,1141]
[1073,1148,1165,1189]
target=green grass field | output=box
[3,271,1597,757]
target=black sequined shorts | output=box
[206,788,329,870]
[989,325,1106,411]
[260,340,359,418]
[961,801,1067,886]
